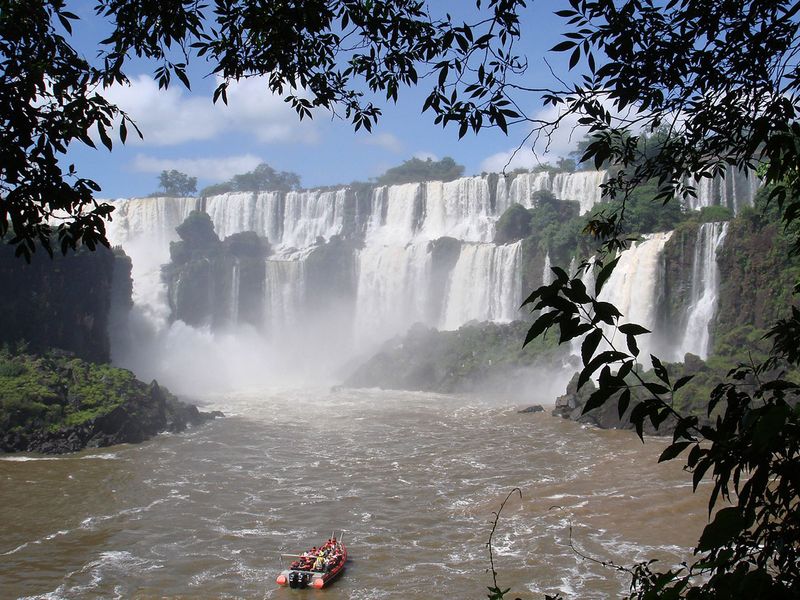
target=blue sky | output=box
[64,2,584,198]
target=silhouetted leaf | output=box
[659,441,691,463]
[594,256,620,295]
[697,507,745,551]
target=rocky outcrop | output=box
[552,373,677,435]
[0,351,222,454]
[344,320,565,396]
[163,211,270,329]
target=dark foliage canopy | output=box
[520,2,800,598]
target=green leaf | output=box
[578,350,627,389]
[753,404,789,451]
[583,381,614,414]
[550,40,577,52]
[651,355,670,385]
[523,311,555,347]
[644,382,669,396]
[626,333,639,357]
[98,126,113,151]
[617,388,631,419]
[672,375,693,392]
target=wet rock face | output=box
[2,386,222,454]
[0,244,132,363]
[163,212,270,329]
[552,373,676,436]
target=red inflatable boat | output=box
[276,535,347,589]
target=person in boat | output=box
[313,553,326,572]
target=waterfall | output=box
[106,196,200,329]
[597,232,673,363]
[684,166,759,213]
[265,259,305,337]
[106,196,201,246]
[354,243,432,344]
[500,170,607,214]
[281,188,347,248]
[418,177,495,242]
[205,191,283,242]
[106,165,747,390]
[363,183,422,245]
[230,259,240,325]
[440,241,522,330]
[542,252,553,286]
[674,222,729,359]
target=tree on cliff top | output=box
[1,0,527,259]
[200,163,302,197]
[374,156,465,185]
[158,170,197,197]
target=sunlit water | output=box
[0,389,709,599]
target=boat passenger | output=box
[313,554,325,571]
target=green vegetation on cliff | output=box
[0,350,219,454]
[0,350,138,432]
[374,157,464,185]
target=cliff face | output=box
[0,244,132,363]
[715,217,800,350]
[659,222,699,350]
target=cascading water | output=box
[229,259,240,326]
[106,196,200,328]
[418,177,495,242]
[684,166,760,212]
[597,232,673,364]
[354,243,432,344]
[674,222,729,359]
[542,252,553,286]
[440,241,522,330]
[500,170,608,214]
[264,259,305,337]
[205,191,283,243]
[281,188,347,248]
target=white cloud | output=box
[480,104,588,173]
[104,75,319,146]
[413,151,438,161]
[480,96,649,174]
[131,153,264,181]
[360,132,404,153]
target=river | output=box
[0,388,708,599]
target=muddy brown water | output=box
[0,388,709,599]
